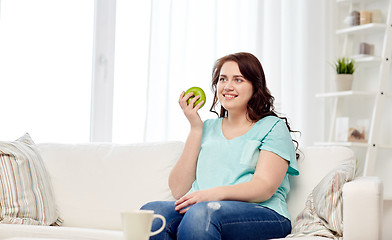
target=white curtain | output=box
[261,0,329,146]
[278,0,329,146]
[0,0,330,146]
[143,0,260,142]
[143,0,329,147]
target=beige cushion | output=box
[287,157,355,239]
[37,141,183,230]
[0,133,61,225]
[286,146,356,220]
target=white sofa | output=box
[0,141,383,240]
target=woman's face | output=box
[217,61,253,114]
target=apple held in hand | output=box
[185,87,206,108]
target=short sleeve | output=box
[259,119,299,176]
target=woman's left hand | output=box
[174,188,222,214]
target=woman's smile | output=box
[223,93,238,100]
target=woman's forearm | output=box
[217,178,276,203]
[169,127,203,199]
[216,151,289,203]
[174,178,276,214]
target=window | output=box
[111,0,151,143]
[0,0,261,144]
[0,0,94,142]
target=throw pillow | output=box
[0,133,62,225]
[287,158,355,240]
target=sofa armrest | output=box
[342,176,383,240]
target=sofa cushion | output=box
[0,133,61,226]
[287,155,355,239]
[37,141,184,230]
[286,146,356,220]
[0,223,122,239]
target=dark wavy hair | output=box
[209,52,300,159]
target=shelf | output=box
[379,144,392,149]
[351,54,382,63]
[336,23,387,35]
[316,142,392,149]
[337,0,385,3]
[316,90,377,98]
[315,141,370,147]
[384,195,392,201]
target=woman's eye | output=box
[235,78,243,82]
[219,77,226,81]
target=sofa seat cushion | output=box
[0,133,61,226]
[37,141,184,230]
[0,223,122,240]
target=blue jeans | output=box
[140,201,291,240]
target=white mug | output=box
[121,210,166,240]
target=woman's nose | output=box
[224,81,233,91]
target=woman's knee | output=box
[183,202,210,220]
[140,201,164,210]
[178,202,222,239]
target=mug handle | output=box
[150,214,166,236]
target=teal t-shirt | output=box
[188,116,299,220]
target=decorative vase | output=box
[335,74,353,91]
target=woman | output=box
[141,52,299,239]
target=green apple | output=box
[185,87,206,108]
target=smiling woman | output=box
[0,0,94,143]
[141,52,299,240]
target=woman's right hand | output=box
[170,91,204,198]
[178,91,204,129]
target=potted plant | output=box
[334,57,356,91]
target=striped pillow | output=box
[0,133,62,225]
[287,158,355,239]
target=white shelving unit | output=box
[319,0,392,200]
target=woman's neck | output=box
[222,112,256,140]
[225,112,253,127]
